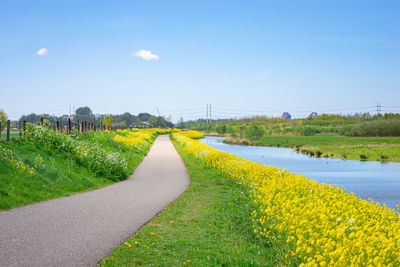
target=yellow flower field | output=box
[112,128,179,149]
[172,133,400,266]
[181,130,205,139]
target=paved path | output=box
[0,135,190,267]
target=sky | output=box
[0,0,399,121]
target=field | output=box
[226,134,400,162]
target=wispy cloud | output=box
[36,48,48,56]
[133,49,159,60]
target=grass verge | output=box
[99,139,290,266]
[228,134,400,162]
[0,132,152,211]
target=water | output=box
[200,136,400,209]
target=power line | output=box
[377,102,382,115]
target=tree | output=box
[102,115,113,129]
[0,109,7,130]
[215,124,227,134]
[119,120,127,128]
[74,106,96,123]
[245,125,265,139]
[137,113,151,122]
[75,106,92,116]
[148,116,158,127]
[121,112,134,126]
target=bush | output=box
[245,125,264,139]
[215,124,227,134]
[0,109,7,130]
[340,119,400,137]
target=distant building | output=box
[309,112,318,118]
[282,112,291,120]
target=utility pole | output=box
[206,104,209,124]
[209,104,211,123]
[376,101,382,115]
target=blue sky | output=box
[0,0,399,121]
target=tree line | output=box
[18,106,174,128]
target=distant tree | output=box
[148,116,158,127]
[121,112,134,126]
[137,113,151,122]
[75,106,92,116]
[0,109,7,130]
[20,113,39,123]
[119,120,127,128]
[74,106,96,123]
[215,124,227,134]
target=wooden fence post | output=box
[41,117,44,125]
[19,121,22,138]
[6,120,10,142]
[23,121,26,136]
[81,122,83,133]
[68,118,71,134]
[56,121,60,131]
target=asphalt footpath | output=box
[0,135,190,267]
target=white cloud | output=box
[36,48,48,56]
[133,49,159,60]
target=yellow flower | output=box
[172,132,400,265]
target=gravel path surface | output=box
[0,135,190,267]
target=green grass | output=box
[0,129,21,140]
[0,133,152,211]
[248,134,400,162]
[99,139,292,266]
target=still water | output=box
[200,136,400,209]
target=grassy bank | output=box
[0,127,158,211]
[99,139,292,266]
[225,134,400,162]
[171,133,400,265]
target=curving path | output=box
[0,135,190,267]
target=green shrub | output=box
[215,124,227,134]
[340,119,400,137]
[245,125,265,139]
